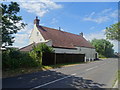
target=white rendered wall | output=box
[29,25,97,60]
[45,40,52,46]
[29,25,45,44]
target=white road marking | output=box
[31,62,108,89]
[86,66,98,71]
[101,63,106,66]
[85,62,107,72]
[30,73,76,90]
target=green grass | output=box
[3,62,85,78]
[118,70,120,83]
[113,70,120,87]
[47,62,85,68]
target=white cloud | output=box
[84,31,106,41]
[18,0,62,17]
[84,16,110,24]
[101,8,112,14]
[83,9,118,24]
[13,23,33,48]
[90,12,96,16]
[50,18,58,24]
[2,0,120,2]
[14,34,28,44]
[110,10,118,18]
[18,23,33,35]
[84,29,118,52]
[109,40,118,52]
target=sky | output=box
[2,0,119,52]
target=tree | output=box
[91,39,114,57]
[1,2,26,47]
[105,22,120,41]
[29,43,54,66]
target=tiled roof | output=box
[19,43,35,51]
[37,25,94,48]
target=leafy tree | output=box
[32,43,54,53]
[91,39,114,57]
[29,43,54,66]
[105,22,120,41]
[1,2,26,47]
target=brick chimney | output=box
[79,32,83,37]
[34,16,40,25]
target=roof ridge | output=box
[37,25,94,48]
[39,25,83,37]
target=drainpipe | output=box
[84,56,86,62]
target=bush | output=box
[30,43,54,66]
[2,50,11,69]
[98,54,106,58]
[2,44,54,70]
[2,48,39,70]
[20,52,39,67]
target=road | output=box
[2,58,118,89]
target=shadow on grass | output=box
[43,62,85,69]
[2,62,85,78]
[2,69,106,89]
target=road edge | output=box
[113,80,118,88]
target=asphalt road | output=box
[2,58,118,89]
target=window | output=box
[37,32,39,36]
[40,39,42,41]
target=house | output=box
[20,17,98,62]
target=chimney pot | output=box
[34,16,40,25]
[59,27,61,30]
[80,32,83,37]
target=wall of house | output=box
[45,40,52,46]
[53,47,96,60]
[79,47,96,60]
[29,24,97,60]
[29,25,45,44]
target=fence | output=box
[42,53,85,65]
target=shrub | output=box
[20,52,39,67]
[2,50,11,69]
[2,44,54,70]
[2,48,39,70]
[30,43,54,66]
[98,54,106,58]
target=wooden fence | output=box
[42,53,85,65]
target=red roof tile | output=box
[37,25,94,49]
[19,43,34,51]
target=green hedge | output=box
[2,48,39,70]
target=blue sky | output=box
[3,1,118,52]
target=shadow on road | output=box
[2,70,106,89]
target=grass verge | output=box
[113,70,119,87]
[3,62,85,78]
[118,70,120,84]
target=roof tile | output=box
[37,25,94,48]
